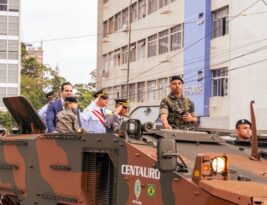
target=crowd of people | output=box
[38,75,252,140]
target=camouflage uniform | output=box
[56,107,79,133]
[159,94,196,130]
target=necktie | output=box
[100,108,106,119]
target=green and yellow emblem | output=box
[147,184,156,197]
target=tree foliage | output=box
[20,42,66,109]
[0,111,16,132]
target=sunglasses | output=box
[122,106,129,109]
[101,96,109,100]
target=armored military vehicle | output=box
[0,96,267,205]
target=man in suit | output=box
[46,82,81,133]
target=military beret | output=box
[64,96,78,103]
[93,88,108,98]
[235,119,251,129]
[115,98,130,107]
[170,75,184,84]
[45,91,55,99]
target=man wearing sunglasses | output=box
[104,98,129,133]
[81,88,110,133]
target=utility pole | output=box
[126,0,132,99]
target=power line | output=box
[101,37,267,83]
[103,56,267,104]
[107,0,258,86]
[16,8,266,44]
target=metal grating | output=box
[83,152,115,205]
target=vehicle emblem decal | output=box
[147,184,156,197]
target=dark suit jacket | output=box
[46,99,81,132]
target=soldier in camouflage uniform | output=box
[159,75,197,130]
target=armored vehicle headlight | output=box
[211,157,226,173]
[129,122,136,132]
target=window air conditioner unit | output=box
[122,24,128,32]
[100,69,109,77]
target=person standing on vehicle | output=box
[56,96,80,133]
[104,98,129,133]
[38,90,56,127]
[235,119,252,140]
[81,88,110,133]
[159,75,197,130]
[46,82,81,132]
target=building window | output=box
[7,87,18,96]
[137,82,145,102]
[115,12,122,31]
[113,49,121,66]
[8,40,19,60]
[103,21,108,37]
[113,86,120,98]
[159,78,168,99]
[107,52,113,69]
[159,0,169,9]
[130,43,136,62]
[137,39,146,60]
[121,85,127,98]
[147,80,157,101]
[159,29,169,54]
[109,17,114,34]
[212,6,229,39]
[7,64,18,83]
[0,16,7,35]
[130,2,137,23]
[138,0,146,19]
[0,0,7,11]
[122,46,128,64]
[0,64,7,83]
[0,40,7,59]
[212,68,228,97]
[9,0,19,11]
[8,16,19,35]
[148,0,157,14]
[122,8,129,28]
[129,83,136,102]
[171,25,182,51]
[148,34,157,57]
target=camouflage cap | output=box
[93,88,108,98]
[235,119,251,129]
[115,98,130,107]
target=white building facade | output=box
[97,0,267,130]
[0,0,20,110]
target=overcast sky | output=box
[21,0,98,84]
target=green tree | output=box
[0,111,16,132]
[74,70,96,111]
